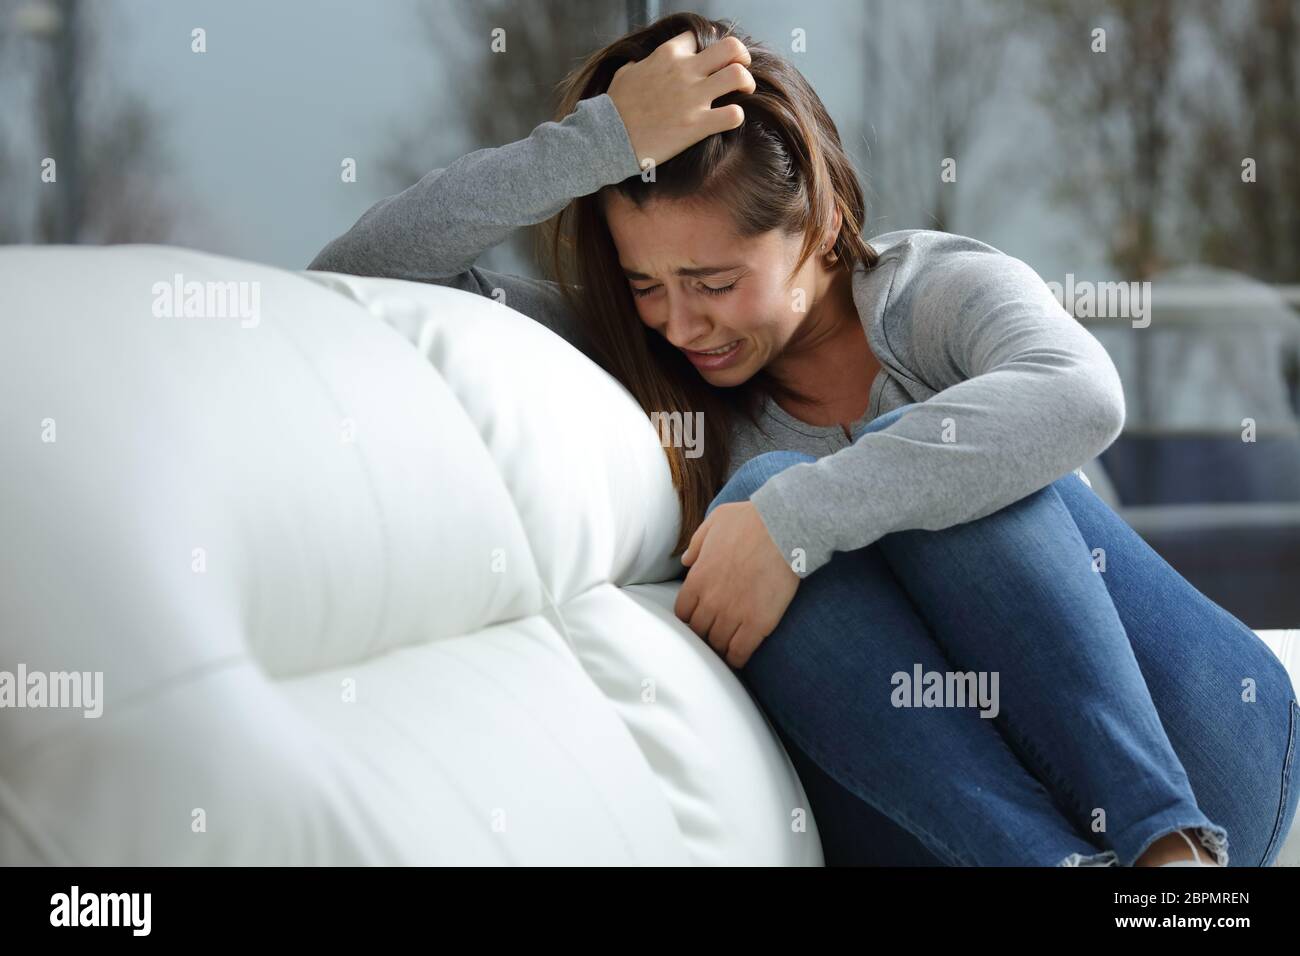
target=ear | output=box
[826,204,842,247]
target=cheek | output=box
[634,301,665,336]
[737,283,795,336]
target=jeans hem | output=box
[1126,819,1230,867]
[1058,849,1119,866]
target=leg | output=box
[1052,471,1300,866]
[867,408,1296,865]
[707,436,1115,866]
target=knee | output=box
[720,449,817,503]
[882,482,1075,577]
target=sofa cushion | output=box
[0,244,819,865]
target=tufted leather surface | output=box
[0,245,817,865]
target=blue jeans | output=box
[704,403,1300,866]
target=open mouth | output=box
[681,338,745,370]
[685,340,741,356]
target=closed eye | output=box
[630,281,738,299]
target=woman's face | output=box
[602,192,834,387]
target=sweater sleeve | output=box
[747,247,1127,578]
[306,92,644,354]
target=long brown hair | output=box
[539,12,878,557]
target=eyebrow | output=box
[622,264,745,280]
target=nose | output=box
[661,292,712,350]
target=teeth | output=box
[697,341,738,355]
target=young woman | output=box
[310,12,1299,867]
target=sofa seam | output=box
[540,581,697,860]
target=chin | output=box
[698,363,756,387]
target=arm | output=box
[306,93,644,353]
[748,247,1127,578]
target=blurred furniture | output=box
[1079,266,1300,629]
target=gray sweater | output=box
[308,92,1127,579]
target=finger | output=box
[664,28,699,58]
[724,625,758,670]
[711,617,742,658]
[700,61,756,106]
[688,602,717,644]
[694,34,750,75]
[673,581,699,623]
[681,515,710,566]
[701,102,745,137]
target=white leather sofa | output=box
[2,245,1297,866]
